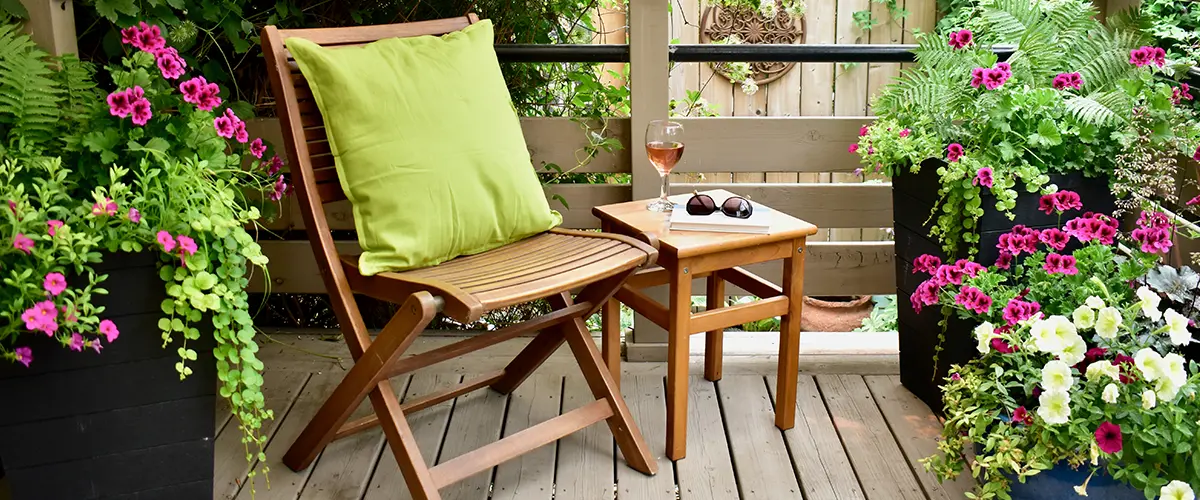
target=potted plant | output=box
[852,0,1200,410]
[912,200,1198,500]
[0,19,284,498]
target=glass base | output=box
[646,198,673,212]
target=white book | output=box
[666,189,773,234]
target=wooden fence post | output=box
[19,0,77,55]
[627,0,672,359]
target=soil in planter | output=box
[893,160,1117,415]
[0,251,217,500]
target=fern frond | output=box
[1065,90,1131,127]
[0,22,61,154]
[982,0,1042,44]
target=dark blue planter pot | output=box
[1003,463,1142,500]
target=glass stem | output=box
[660,173,669,201]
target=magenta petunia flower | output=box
[47,219,63,236]
[1039,228,1069,251]
[1188,195,1200,206]
[954,286,992,315]
[947,143,964,162]
[994,251,1013,270]
[128,208,141,224]
[91,340,103,354]
[1003,298,1040,326]
[899,128,911,138]
[177,235,197,256]
[859,125,869,137]
[99,319,120,343]
[13,346,31,367]
[92,198,118,217]
[912,254,942,274]
[156,230,176,252]
[848,143,859,154]
[107,89,134,118]
[950,373,961,381]
[982,68,1008,90]
[13,233,33,254]
[973,167,993,188]
[69,333,84,352]
[970,67,986,88]
[1012,406,1031,425]
[1044,253,1079,275]
[130,98,152,126]
[991,337,1017,354]
[43,272,66,296]
[249,138,266,159]
[152,46,187,79]
[1095,422,1122,454]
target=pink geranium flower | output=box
[982,68,1009,90]
[1173,84,1193,105]
[99,319,120,343]
[909,280,941,314]
[107,89,134,118]
[1052,72,1083,90]
[234,121,249,143]
[947,143,964,162]
[994,251,1013,270]
[156,230,176,252]
[1003,298,1040,326]
[214,115,236,139]
[130,98,152,126]
[180,76,205,102]
[954,286,992,315]
[973,167,993,188]
[249,138,266,159]
[13,233,33,253]
[1039,228,1069,251]
[955,259,985,278]
[934,263,965,286]
[69,333,84,352]
[267,155,284,176]
[948,29,973,49]
[43,272,66,296]
[270,175,289,201]
[152,46,187,79]
[912,254,941,274]
[995,62,1012,78]
[176,235,197,256]
[125,21,166,53]
[1095,422,1122,454]
[13,346,31,367]
[47,220,63,236]
[970,67,986,88]
[1044,253,1079,275]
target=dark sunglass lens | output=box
[721,197,753,219]
[687,194,717,215]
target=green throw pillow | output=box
[286,20,561,276]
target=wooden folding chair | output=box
[261,15,659,500]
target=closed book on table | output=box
[667,189,773,234]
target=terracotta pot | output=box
[800,295,873,332]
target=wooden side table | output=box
[593,192,818,461]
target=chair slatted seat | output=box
[261,14,659,500]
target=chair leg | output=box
[283,292,440,471]
[561,314,658,475]
[369,379,442,500]
[489,293,570,395]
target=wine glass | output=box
[645,119,685,212]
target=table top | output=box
[592,189,818,259]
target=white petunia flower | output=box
[1073,305,1096,330]
[1143,389,1157,410]
[1137,286,1164,321]
[1085,296,1105,310]
[1158,376,1182,402]
[1042,360,1074,392]
[1102,383,1119,404]
[1095,307,1123,339]
[974,322,996,354]
[1135,348,1166,382]
[1164,352,1188,386]
[1086,361,1120,383]
[1037,390,1071,425]
[1058,334,1087,366]
[1164,308,1194,346]
[1161,480,1195,500]
[1034,315,1077,355]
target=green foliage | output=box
[857,0,1200,258]
[854,295,898,332]
[1140,0,1200,67]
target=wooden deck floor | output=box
[216,335,975,500]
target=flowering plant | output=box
[853,0,1200,257]
[911,196,1200,499]
[0,20,287,486]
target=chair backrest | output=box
[262,14,480,207]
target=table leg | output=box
[666,263,692,461]
[601,297,622,388]
[776,238,806,430]
[704,275,724,382]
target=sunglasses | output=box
[685,191,753,219]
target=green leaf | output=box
[93,0,138,20]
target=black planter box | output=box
[0,251,216,500]
[893,160,1116,415]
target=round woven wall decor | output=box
[699,1,806,86]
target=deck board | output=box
[364,373,462,500]
[616,376,676,500]
[768,376,865,500]
[864,375,975,500]
[719,376,802,500]
[211,336,960,500]
[554,375,616,500]
[818,375,925,500]
[491,375,562,500]
[673,376,739,500]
